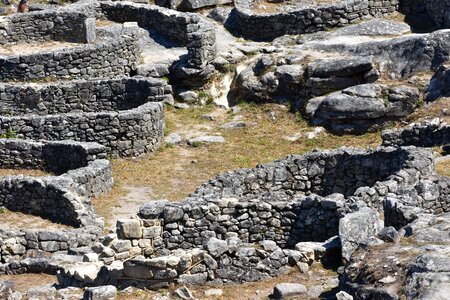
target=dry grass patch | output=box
[407,97,450,123]
[0,208,73,231]
[0,41,80,56]
[436,158,450,177]
[0,273,56,294]
[0,168,49,177]
[117,264,338,300]
[112,103,380,201]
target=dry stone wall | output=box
[234,0,399,40]
[99,1,217,69]
[0,139,113,265]
[0,76,170,116]
[137,147,436,251]
[0,101,164,157]
[0,10,95,45]
[54,146,450,288]
[382,120,450,148]
[0,26,138,81]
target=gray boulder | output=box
[84,286,117,300]
[306,57,380,96]
[339,207,381,262]
[272,283,307,299]
[307,83,419,134]
[188,135,225,145]
[139,200,169,219]
[205,237,228,258]
[425,65,450,101]
[165,133,182,145]
[0,281,15,300]
[173,286,194,300]
[307,30,450,78]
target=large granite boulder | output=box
[341,212,450,299]
[339,207,381,263]
[307,30,450,78]
[233,55,380,104]
[307,83,420,134]
[305,57,380,96]
[425,65,450,101]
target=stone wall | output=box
[0,10,95,45]
[0,76,170,116]
[137,147,434,250]
[0,139,113,264]
[382,120,450,147]
[99,1,216,68]
[234,0,399,41]
[0,101,164,157]
[0,25,138,81]
[189,146,433,201]
[0,139,106,174]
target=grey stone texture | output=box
[233,55,380,106]
[382,119,450,148]
[425,65,450,102]
[0,76,171,116]
[0,139,113,266]
[0,25,138,81]
[99,1,216,69]
[341,211,450,299]
[307,83,420,134]
[234,0,400,41]
[54,145,450,289]
[400,0,450,30]
[0,10,96,45]
[307,29,450,78]
[138,146,441,251]
[339,207,381,262]
[0,76,167,157]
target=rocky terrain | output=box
[0,0,449,299]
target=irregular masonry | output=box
[234,0,400,40]
[99,1,217,69]
[0,76,171,116]
[54,146,449,288]
[57,235,340,287]
[0,139,113,266]
[0,25,138,81]
[382,119,450,148]
[0,10,95,45]
[0,102,164,158]
[150,146,445,251]
[0,76,167,157]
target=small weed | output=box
[0,128,17,139]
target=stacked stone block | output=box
[0,139,114,267]
[0,25,138,81]
[99,1,217,69]
[0,10,95,44]
[234,0,399,40]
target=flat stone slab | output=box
[188,135,225,145]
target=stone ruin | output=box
[0,0,449,299]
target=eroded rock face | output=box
[339,208,382,263]
[307,84,419,134]
[425,65,450,101]
[340,212,450,299]
[232,55,380,105]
